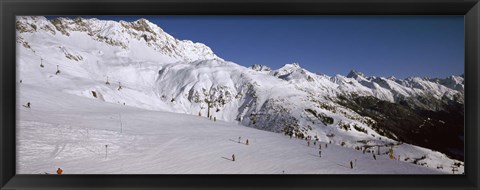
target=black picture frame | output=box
[1,0,479,189]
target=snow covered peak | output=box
[430,75,465,91]
[346,69,367,79]
[16,16,57,34]
[250,64,272,72]
[283,62,301,69]
[387,76,396,80]
[272,63,302,75]
[16,16,222,62]
[133,18,158,30]
[271,63,318,82]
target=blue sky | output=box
[47,16,464,79]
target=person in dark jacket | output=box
[232,154,235,162]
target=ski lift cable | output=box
[38,58,160,90]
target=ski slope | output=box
[17,84,455,174]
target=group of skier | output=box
[237,136,249,145]
[301,136,387,170]
[198,111,217,122]
[231,136,251,162]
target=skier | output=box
[55,65,60,75]
[246,139,249,145]
[198,111,202,117]
[325,143,328,148]
[314,141,317,146]
[56,168,63,174]
[26,102,31,109]
[319,144,322,149]
[307,140,310,147]
[232,154,235,162]
[214,117,217,122]
[373,154,377,160]
[238,137,241,143]
[319,150,322,158]
[350,161,353,169]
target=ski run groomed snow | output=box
[16,16,464,174]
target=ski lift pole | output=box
[119,113,123,133]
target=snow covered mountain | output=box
[16,16,464,173]
[16,16,220,62]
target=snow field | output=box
[17,84,447,174]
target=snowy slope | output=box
[17,83,457,174]
[16,16,464,174]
